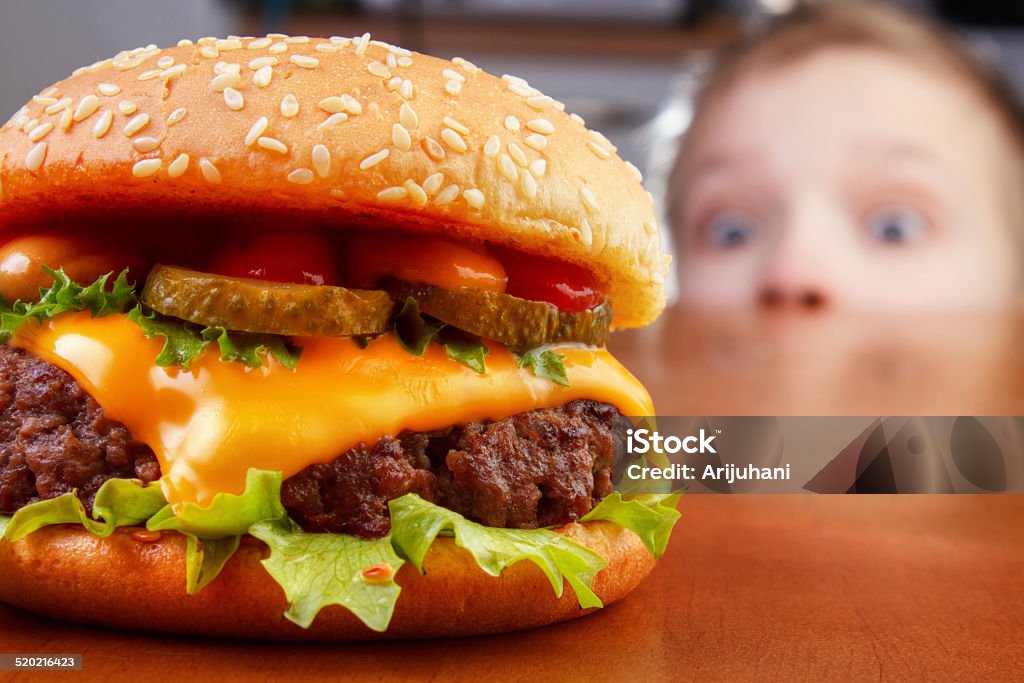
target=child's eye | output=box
[867,208,927,245]
[705,214,757,248]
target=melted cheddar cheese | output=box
[14,312,653,509]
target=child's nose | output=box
[757,216,834,310]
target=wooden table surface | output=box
[3,307,1024,681]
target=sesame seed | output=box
[526,95,554,110]
[93,110,113,138]
[28,122,53,142]
[253,65,273,88]
[290,54,319,69]
[367,61,390,78]
[315,43,343,53]
[223,87,244,110]
[284,35,309,44]
[177,39,194,47]
[119,101,138,115]
[360,149,389,170]
[434,184,459,206]
[441,128,467,153]
[580,186,600,212]
[168,153,190,178]
[312,144,331,178]
[508,83,535,98]
[245,116,268,146]
[133,136,161,152]
[463,188,485,209]
[442,69,465,83]
[421,137,445,161]
[388,44,411,56]
[161,64,187,80]
[392,123,411,152]
[498,154,518,182]
[355,32,371,55]
[399,103,418,130]
[269,42,287,54]
[214,61,242,75]
[484,135,500,157]
[281,94,299,118]
[248,37,273,49]
[97,83,121,96]
[341,94,362,115]
[529,159,547,177]
[211,73,240,91]
[137,69,161,81]
[520,171,538,199]
[399,79,414,100]
[503,116,520,132]
[132,158,161,178]
[199,158,222,183]
[199,46,219,59]
[385,77,401,92]
[318,96,345,113]
[397,56,413,68]
[249,56,278,69]
[12,114,28,129]
[569,113,586,126]
[123,113,150,136]
[444,80,461,96]
[42,87,60,97]
[404,179,428,206]
[216,38,243,51]
[287,168,314,185]
[330,36,351,45]
[25,142,47,172]
[422,172,444,195]
[257,136,288,154]
[524,134,547,151]
[72,95,100,122]
[32,95,57,106]
[526,118,554,135]
[452,57,479,73]
[442,116,469,135]
[377,186,407,202]
[59,108,73,132]
[266,33,287,40]
[318,112,348,129]
[587,141,611,159]
[44,98,71,115]
[508,142,527,167]
[625,161,643,182]
[20,117,36,133]
[590,129,616,150]
[385,52,397,68]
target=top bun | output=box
[0,35,668,328]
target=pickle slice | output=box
[142,265,393,336]
[383,279,611,351]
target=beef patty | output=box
[0,345,627,538]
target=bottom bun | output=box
[0,520,654,640]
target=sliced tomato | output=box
[209,231,337,286]
[495,247,605,312]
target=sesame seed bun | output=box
[0,36,668,327]
[0,520,654,640]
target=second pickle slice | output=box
[142,265,393,336]
[383,279,611,351]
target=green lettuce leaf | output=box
[128,305,210,368]
[250,517,405,632]
[202,327,302,371]
[3,478,166,541]
[186,535,241,594]
[517,348,570,386]
[0,267,137,341]
[388,494,605,609]
[393,297,441,355]
[146,468,285,539]
[0,515,11,538]
[582,494,682,559]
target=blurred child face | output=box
[673,48,1022,311]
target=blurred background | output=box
[4,0,1023,189]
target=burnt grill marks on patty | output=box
[0,344,628,538]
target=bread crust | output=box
[0,37,667,328]
[0,520,654,640]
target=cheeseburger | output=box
[0,33,678,639]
